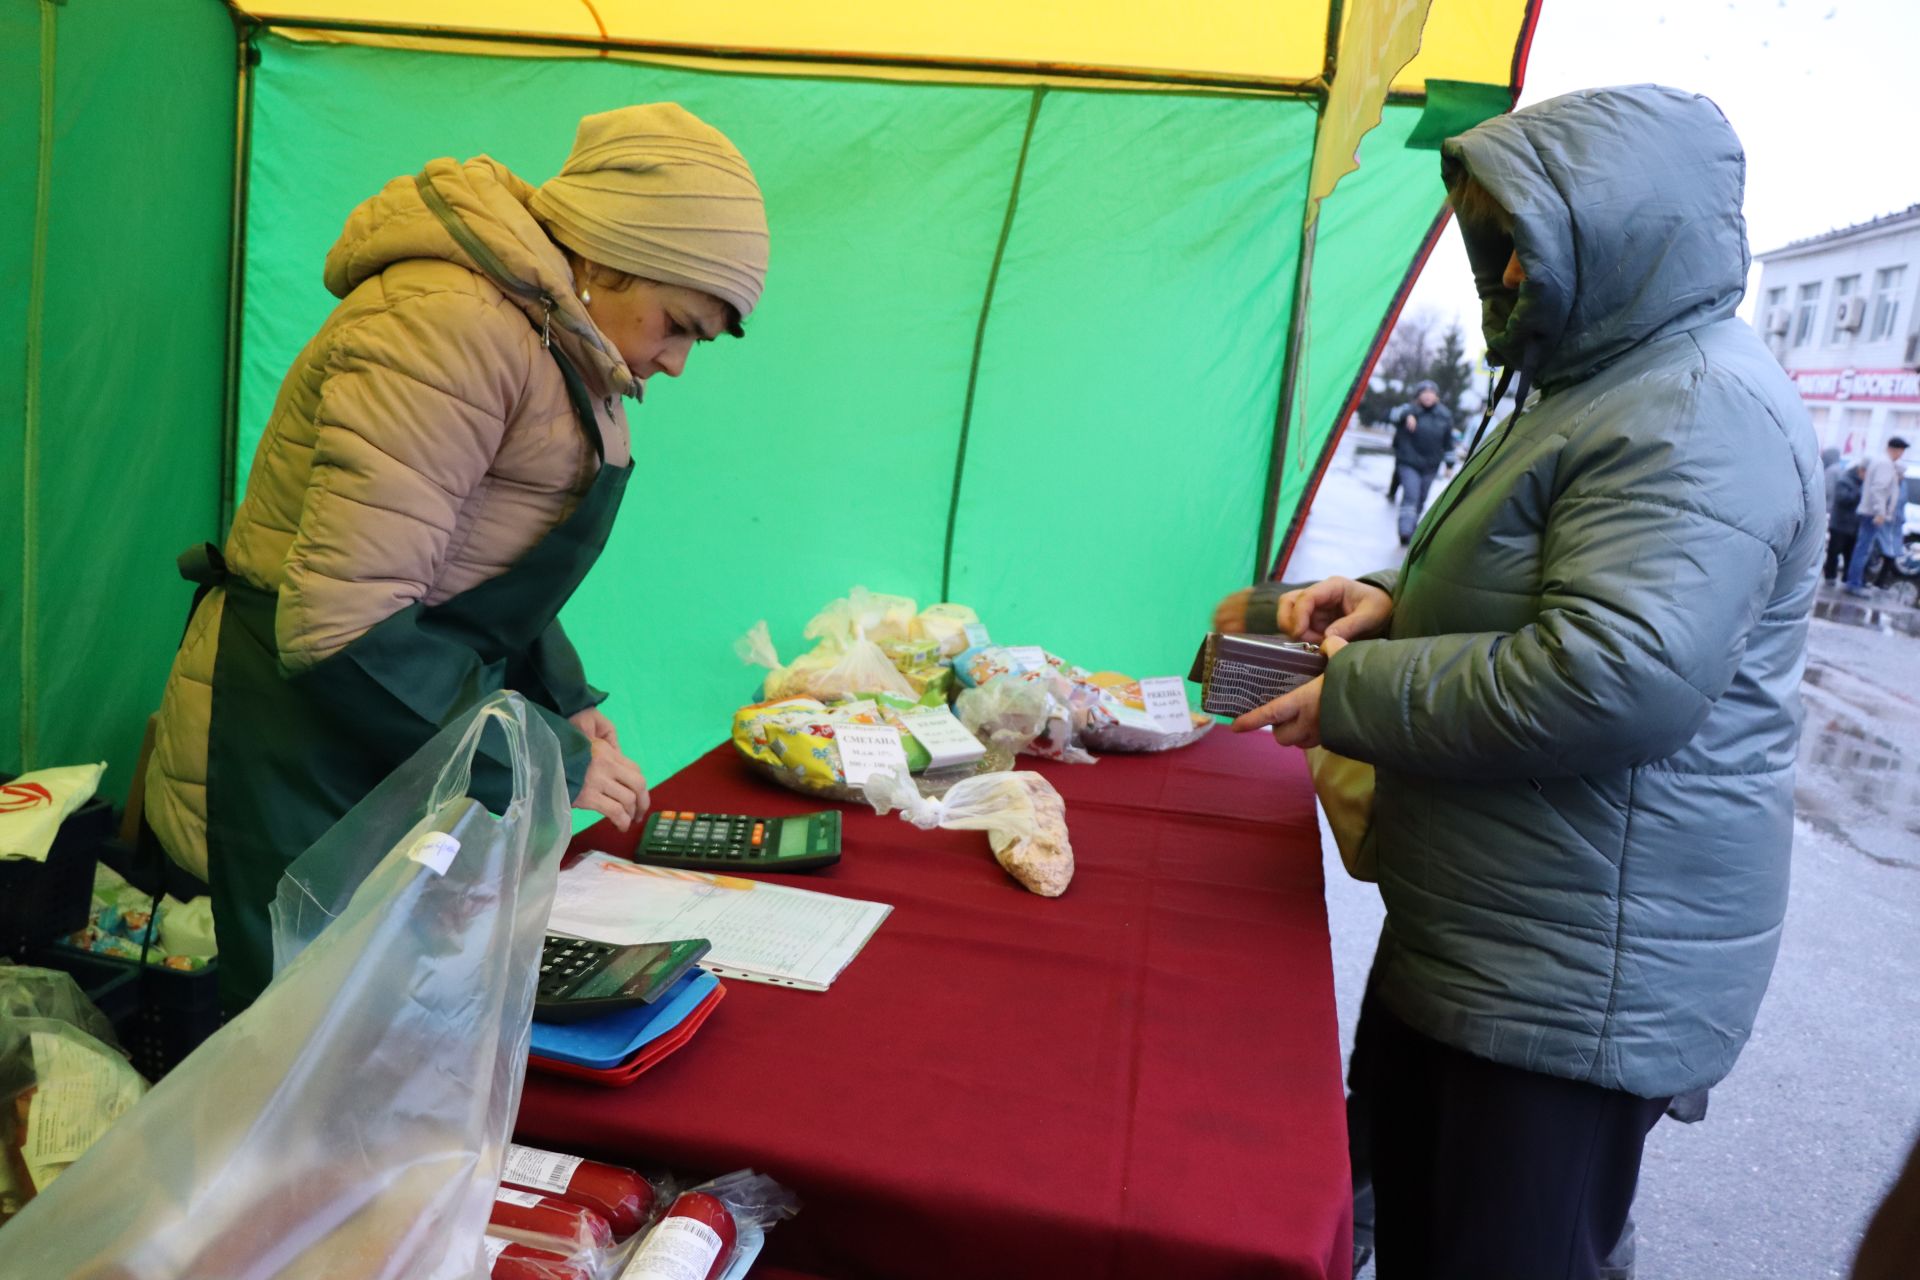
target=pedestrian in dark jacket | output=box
[1826,459,1865,582]
[1219,85,1821,1280]
[1387,380,1455,545]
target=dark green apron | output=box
[188,344,630,1012]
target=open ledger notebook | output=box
[547,853,891,992]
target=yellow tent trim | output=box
[234,0,1535,96]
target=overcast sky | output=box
[1399,0,1916,351]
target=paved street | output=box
[1286,433,1920,1279]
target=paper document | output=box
[548,854,891,992]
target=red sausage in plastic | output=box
[484,1237,593,1280]
[502,1142,659,1239]
[490,1188,614,1254]
[621,1191,739,1280]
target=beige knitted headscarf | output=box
[531,104,769,320]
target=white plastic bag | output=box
[0,692,570,1280]
[865,769,1075,897]
[0,761,106,861]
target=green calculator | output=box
[635,809,842,872]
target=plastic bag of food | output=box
[1076,673,1214,754]
[622,1171,799,1280]
[879,635,952,703]
[806,586,916,647]
[864,769,1075,897]
[0,964,147,1224]
[733,696,1008,803]
[736,618,916,703]
[911,603,981,659]
[0,691,571,1280]
[955,671,1096,765]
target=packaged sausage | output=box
[503,1142,669,1240]
[490,1186,614,1258]
[483,1234,595,1280]
[620,1171,799,1280]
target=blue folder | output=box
[529,969,720,1070]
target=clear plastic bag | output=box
[805,586,917,648]
[735,612,917,703]
[910,603,980,658]
[954,673,1097,765]
[865,769,1075,897]
[0,691,571,1280]
[0,964,146,1224]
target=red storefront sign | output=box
[1789,368,1920,403]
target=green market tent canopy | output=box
[4,0,1539,795]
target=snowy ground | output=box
[1288,433,1920,1279]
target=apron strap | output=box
[546,339,607,464]
[172,542,231,647]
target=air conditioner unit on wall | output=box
[1765,307,1791,335]
[1837,296,1866,332]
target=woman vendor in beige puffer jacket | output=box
[145,104,769,1010]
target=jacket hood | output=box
[323,157,636,398]
[1443,85,1750,392]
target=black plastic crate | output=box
[0,774,114,956]
[32,943,224,1080]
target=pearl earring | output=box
[580,286,593,306]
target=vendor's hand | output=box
[578,738,650,832]
[1276,576,1393,645]
[1231,635,1347,747]
[1212,586,1275,635]
[569,706,621,749]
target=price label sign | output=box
[1002,645,1052,673]
[1139,677,1195,734]
[901,707,988,767]
[836,724,914,786]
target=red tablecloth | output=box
[518,730,1351,1279]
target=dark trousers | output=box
[1824,527,1857,581]
[1395,464,1437,541]
[1351,988,1670,1280]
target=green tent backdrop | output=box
[5,1,1534,804]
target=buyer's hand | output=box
[1231,636,1348,747]
[1213,585,1277,635]
[1276,576,1393,645]
[578,736,650,832]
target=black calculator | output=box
[634,809,842,872]
[535,935,711,1024]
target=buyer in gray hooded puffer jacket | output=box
[1318,85,1824,1099]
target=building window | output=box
[1793,282,1822,347]
[1869,265,1905,341]
[1766,286,1786,310]
[1829,274,1860,343]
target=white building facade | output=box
[1751,205,1920,458]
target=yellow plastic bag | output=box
[1304,747,1376,882]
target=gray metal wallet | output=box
[1190,632,1328,717]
